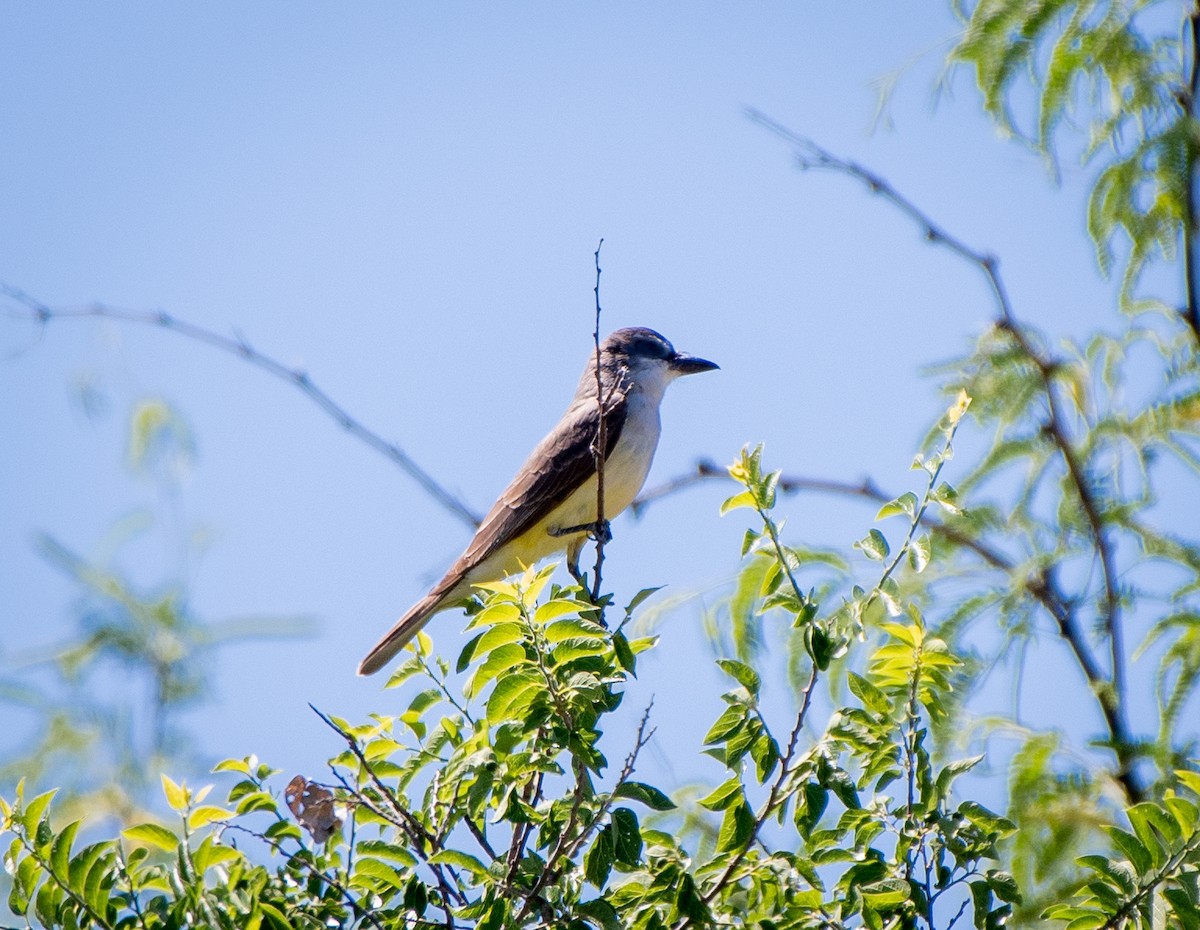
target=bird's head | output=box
[602,327,719,394]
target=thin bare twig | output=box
[748,111,1142,802]
[559,701,657,864]
[0,282,482,529]
[591,239,609,607]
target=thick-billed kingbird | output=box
[358,326,717,676]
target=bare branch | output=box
[0,282,482,529]
[591,239,609,606]
[746,109,1017,326]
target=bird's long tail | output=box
[357,592,446,676]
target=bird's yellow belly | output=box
[468,408,661,582]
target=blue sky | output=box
[0,4,1136,803]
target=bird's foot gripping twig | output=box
[553,520,612,589]
[550,519,612,544]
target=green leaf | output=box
[1106,826,1152,875]
[553,636,609,663]
[192,837,241,874]
[358,839,419,869]
[160,774,188,812]
[353,857,406,891]
[861,877,910,907]
[625,586,664,614]
[121,823,179,852]
[716,658,761,697]
[212,758,251,775]
[403,877,429,915]
[720,490,757,515]
[465,600,521,630]
[856,528,890,561]
[264,820,302,843]
[751,731,780,783]
[806,624,836,670]
[698,777,743,811]
[936,755,985,799]
[875,491,918,520]
[478,899,508,930]
[260,902,293,930]
[703,705,746,745]
[467,642,526,698]
[33,878,62,929]
[909,533,931,573]
[187,806,233,830]
[985,869,1021,904]
[81,845,114,916]
[579,898,622,930]
[235,790,278,816]
[848,671,892,715]
[585,825,615,889]
[427,849,487,876]
[670,871,707,923]
[545,618,607,642]
[456,632,485,673]
[797,782,828,837]
[716,798,754,852]
[535,599,584,624]
[1176,769,1200,797]
[67,841,109,894]
[612,781,675,811]
[612,808,642,865]
[50,820,80,878]
[11,855,38,915]
[21,789,57,835]
[612,630,636,672]
[474,622,525,657]
[486,671,542,721]
[959,801,1016,838]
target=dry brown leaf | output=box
[284,774,343,843]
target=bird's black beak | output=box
[670,352,720,376]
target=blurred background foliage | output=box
[0,396,311,828]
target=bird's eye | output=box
[631,336,670,359]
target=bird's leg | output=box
[565,537,587,589]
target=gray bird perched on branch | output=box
[358,326,718,676]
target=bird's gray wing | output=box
[429,393,628,599]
